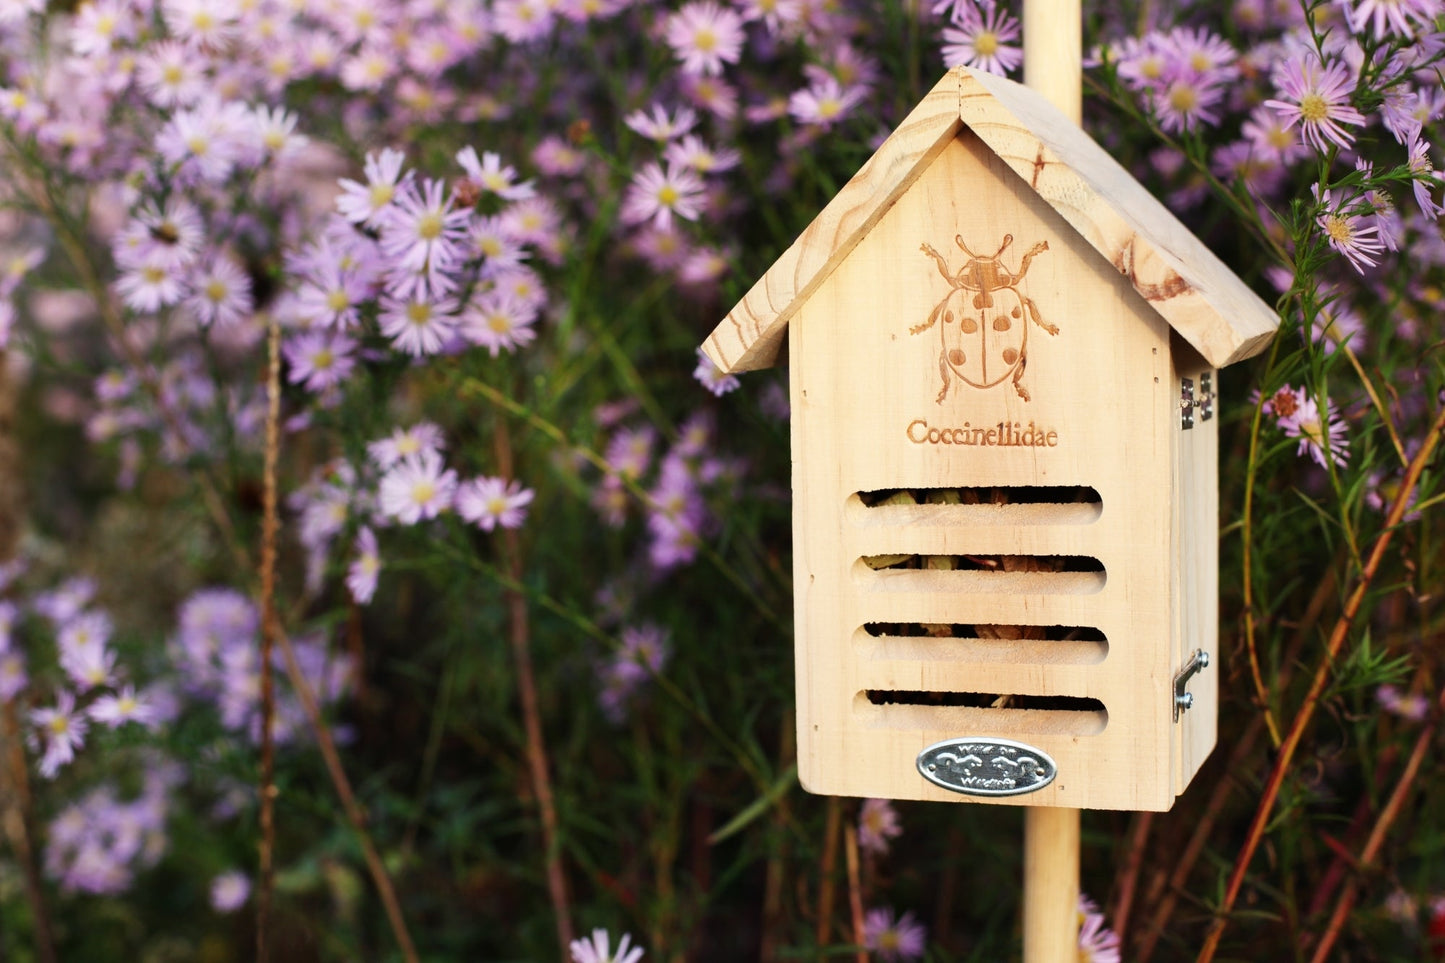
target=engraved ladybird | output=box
[913,234,1059,403]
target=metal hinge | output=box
[1179,374,1216,429]
[1173,649,1210,721]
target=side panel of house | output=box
[1171,339,1220,794]
[790,129,1178,811]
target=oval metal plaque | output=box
[917,738,1057,797]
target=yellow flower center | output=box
[975,31,999,56]
[487,313,511,334]
[49,716,70,736]
[327,289,350,312]
[406,302,433,326]
[657,184,680,207]
[369,183,394,207]
[411,480,435,505]
[204,279,228,303]
[693,27,717,52]
[1170,85,1199,112]
[416,212,444,240]
[1299,93,1329,123]
[1323,213,1353,244]
[313,348,334,370]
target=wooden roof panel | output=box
[703,67,1279,374]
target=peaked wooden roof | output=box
[702,66,1279,374]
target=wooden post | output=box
[1023,2,1082,961]
[1023,0,1082,124]
[1023,808,1079,963]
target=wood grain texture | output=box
[1024,807,1080,963]
[1171,340,1220,793]
[703,67,1279,374]
[703,76,962,373]
[790,131,1181,811]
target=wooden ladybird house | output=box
[701,67,1279,812]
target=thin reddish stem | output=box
[1196,404,1445,963]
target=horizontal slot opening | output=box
[854,692,1107,735]
[865,691,1105,711]
[863,623,1104,640]
[859,624,1108,665]
[861,555,1102,572]
[856,556,1107,596]
[856,486,1100,507]
[848,489,1101,526]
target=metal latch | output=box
[1173,649,1209,721]
[1181,374,1216,429]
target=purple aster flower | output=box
[368,423,446,470]
[787,75,867,128]
[1078,895,1122,962]
[663,134,741,174]
[461,290,538,356]
[1335,0,1442,39]
[116,255,185,314]
[621,162,705,231]
[570,928,644,963]
[456,476,535,531]
[34,578,97,626]
[377,293,461,357]
[162,0,239,48]
[377,450,457,525]
[29,690,89,778]
[858,798,903,855]
[0,650,27,702]
[1377,683,1430,720]
[1315,186,1386,273]
[456,146,535,201]
[1407,134,1442,219]
[292,258,370,330]
[89,685,160,729]
[1280,393,1350,469]
[624,102,698,142]
[346,527,381,605]
[863,907,927,961]
[156,99,251,184]
[597,624,671,722]
[604,425,656,480]
[664,1,746,76]
[138,40,208,108]
[693,348,740,396]
[336,148,412,226]
[942,3,1023,76]
[378,177,471,296]
[1263,55,1365,153]
[210,870,251,912]
[185,256,254,328]
[283,330,357,393]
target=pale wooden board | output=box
[1171,342,1220,793]
[958,68,1277,369]
[791,130,1180,811]
[704,67,1278,375]
[704,78,962,373]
